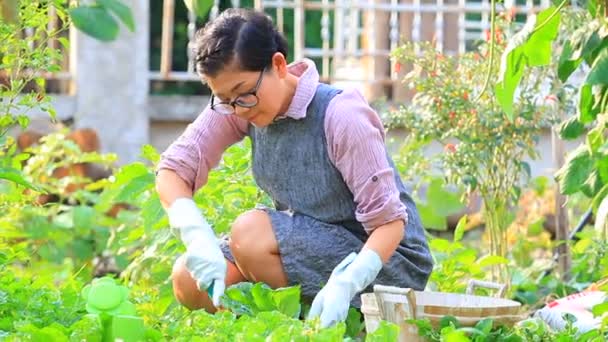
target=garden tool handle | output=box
[372,284,417,320]
[466,279,506,298]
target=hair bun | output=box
[273,30,281,50]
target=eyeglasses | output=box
[210,68,266,115]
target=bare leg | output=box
[172,209,289,312]
[172,256,245,312]
[229,209,288,288]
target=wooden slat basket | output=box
[361,280,527,341]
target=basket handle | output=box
[466,279,506,298]
[372,284,417,320]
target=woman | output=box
[156,8,433,328]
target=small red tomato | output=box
[462,91,469,101]
[449,111,456,120]
[394,62,402,73]
[495,29,503,44]
[484,29,491,42]
[445,143,457,153]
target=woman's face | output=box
[205,59,284,127]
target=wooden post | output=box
[293,0,305,62]
[160,0,175,79]
[362,0,388,100]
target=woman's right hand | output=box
[167,198,227,307]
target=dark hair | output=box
[192,8,289,78]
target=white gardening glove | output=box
[307,249,383,328]
[167,198,227,307]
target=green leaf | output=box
[587,0,598,16]
[115,162,150,183]
[222,283,256,316]
[439,315,460,329]
[579,84,601,124]
[570,23,602,61]
[527,218,545,237]
[453,215,467,242]
[426,178,464,217]
[558,116,586,140]
[588,38,608,65]
[140,144,160,164]
[251,283,275,312]
[69,6,119,42]
[115,173,155,202]
[597,157,608,184]
[586,49,608,85]
[17,115,30,129]
[519,161,532,180]
[474,318,494,334]
[418,203,447,230]
[556,146,595,195]
[496,6,561,119]
[592,184,608,212]
[587,125,605,153]
[558,41,582,82]
[344,307,364,338]
[365,321,400,342]
[71,239,95,260]
[69,314,103,342]
[141,194,165,232]
[496,45,526,120]
[183,0,214,19]
[58,37,70,49]
[581,170,603,198]
[97,0,135,32]
[463,175,478,192]
[73,206,95,232]
[271,286,301,318]
[430,238,452,253]
[523,8,561,67]
[0,167,41,191]
[478,255,510,267]
[591,302,608,317]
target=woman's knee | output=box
[171,255,247,311]
[171,255,207,311]
[230,209,278,257]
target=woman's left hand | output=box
[307,249,382,327]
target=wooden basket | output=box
[361,280,526,341]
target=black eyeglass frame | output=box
[210,68,266,115]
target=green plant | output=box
[495,1,608,239]
[0,131,118,267]
[391,16,556,283]
[552,7,608,240]
[0,1,71,190]
[409,313,608,341]
[427,216,510,293]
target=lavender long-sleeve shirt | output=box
[157,59,408,232]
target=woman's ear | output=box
[271,52,288,78]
